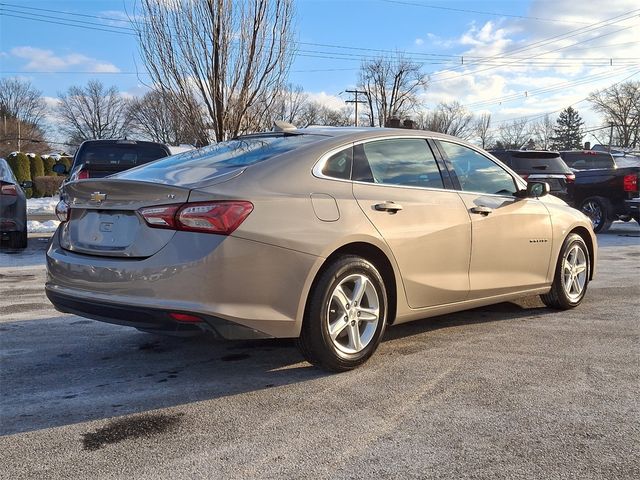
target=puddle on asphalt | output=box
[82,412,183,451]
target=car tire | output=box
[297,255,387,372]
[8,227,27,249]
[541,233,590,310]
[580,196,612,233]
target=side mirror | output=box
[515,182,550,199]
[20,181,33,189]
[52,163,67,175]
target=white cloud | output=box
[10,47,121,73]
[306,91,346,110]
[415,0,640,141]
[414,38,424,46]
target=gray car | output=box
[0,158,31,249]
[46,126,597,371]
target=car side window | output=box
[440,141,517,196]
[353,138,444,189]
[321,147,352,180]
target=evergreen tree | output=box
[551,107,584,150]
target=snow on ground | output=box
[27,220,60,233]
[27,197,58,214]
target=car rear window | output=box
[116,134,324,186]
[560,152,614,170]
[75,143,169,171]
[503,151,570,173]
[0,159,18,183]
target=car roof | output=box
[241,126,468,144]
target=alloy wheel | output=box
[561,244,588,302]
[326,274,380,354]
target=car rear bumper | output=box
[46,229,320,338]
[623,198,640,217]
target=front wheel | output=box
[297,255,387,372]
[541,233,590,309]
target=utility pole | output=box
[344,89,368,127]
[608,122,614,153]
[17,119,21,152]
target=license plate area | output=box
[70,209,140,251]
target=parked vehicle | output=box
[488,150,574,201]
[559,150,615,170]
[0,158,32,249]
[560,150,640,232]
[46,127,597,371]
[54,139,171,181]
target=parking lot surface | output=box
[1,224,639,479]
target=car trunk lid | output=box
[60,179,191,258]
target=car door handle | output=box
[374,201,403,213]
[470,206,493,215]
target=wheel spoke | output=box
[572,277,581,294]
[329,318,349,340]
[574,263,587,275]
[351,275,368,306]
[332,285,350,311]
[347,322,362,351]
[564,273,573,292]
[357,307,378,322]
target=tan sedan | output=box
[46,127,596,371]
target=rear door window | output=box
[353,138,444,189]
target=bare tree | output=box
[57,80,131,143]
[297,101,352,127]
[134,0,295,143]
[498,118,530,149]
[0,77,47,128]
[418,101,475,139]
[531,114,555,150]
[588,81,640,148]
[128,89,200,145]
[359,55,428,127]
[474,112,492,149]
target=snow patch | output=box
[28,220,60,233]
[27,197,58,214]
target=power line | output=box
[378,0,593,25]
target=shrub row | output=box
[5,152,72,198]
[33,176,66,197]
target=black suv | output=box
[489,150,574,201]
[55,139,171,181]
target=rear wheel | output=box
[541,233,590,309]
[8,227,27,249]
[580,196,612,233]
[297,255,387,372]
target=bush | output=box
[6,152,32,198]
[33,176,66,197]
[42,156,58,176]
[59,156,73,172]
[29,154,45,197]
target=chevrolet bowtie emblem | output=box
[90,192,107,203]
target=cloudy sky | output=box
[1,0,638,143]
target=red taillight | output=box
[0,184,17,196]
[139,201,253,235]
[520,174,529,181]
[623,174,638,192]
[565,173,575,183]
[55,200,70,222]
[169,312,202,323]
[77,169,89,180]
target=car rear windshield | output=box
[75,143,169,171]
[115,134,325,186]
[560,152,614,170]
[499,151,570,173]
[0,159,18,183]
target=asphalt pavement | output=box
[0,223,638,479]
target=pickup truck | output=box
[560,150,640,232]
